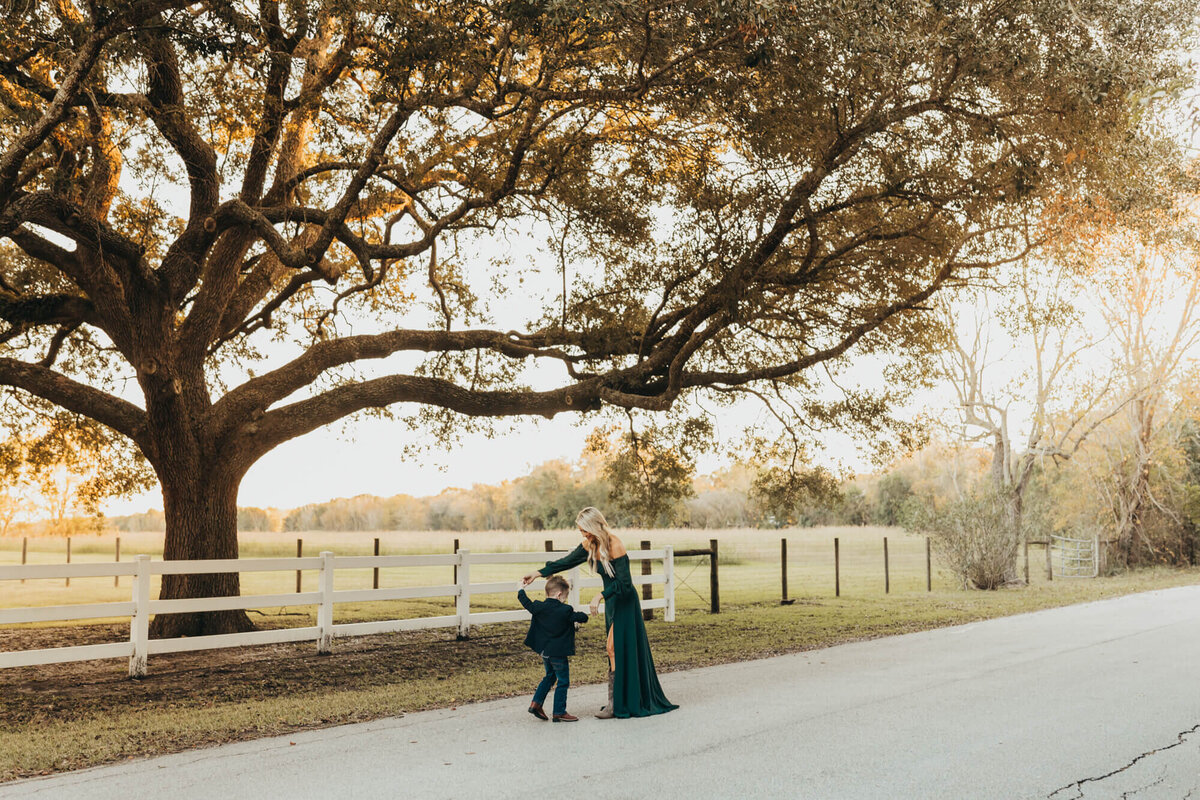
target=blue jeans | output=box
[532,655,570,716]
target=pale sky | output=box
[104,382,876,515]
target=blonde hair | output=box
[576,507,616,578]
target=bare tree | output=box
[1087,225,1200,564]
[938,261,1122,545]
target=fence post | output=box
[65,536,71,587]
[781,538,793,605]
[456,549,471,639]
[452,538,459,587]
[296,538,303,593]
[1093,535,1100,578]
[373,537,380,590]
[317,551,334,654]
[568,565,581,609]
[20,537,26,584]
[129,555,151,678]
[883,536,890,594]
[834,537,840,598]
[114,536,121,588]
[641,539,653,621]
[1023,534,1030,585]
[709,538,720,614]
[1046,536,1053,581]
[925,537,932,592]
[664,545,675,622]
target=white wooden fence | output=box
[0,546,676,677]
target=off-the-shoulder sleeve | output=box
[538,544,588,576]
[601,558,635,600]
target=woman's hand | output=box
[589,594,602,614]
[521,572,539,586]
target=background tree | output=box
[1081,218,1200,564]
[1,0,1194,635]
[935,261,1124,536]
[0,437,30,536]
[586,419,710,527]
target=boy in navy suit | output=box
[518,575,589,722]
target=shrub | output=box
[906,492,1026,590]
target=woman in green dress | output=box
[521,507,678,719]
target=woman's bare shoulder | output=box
[608,535,627,557]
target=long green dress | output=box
[539,545,678,718]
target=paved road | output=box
[5,586,1200,800]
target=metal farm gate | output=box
[1051,534,1100,578]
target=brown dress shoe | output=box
[552,713,579,722]
[528,702,548,721]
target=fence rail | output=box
[0,547,676,677]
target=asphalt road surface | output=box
[5,586,1200,799]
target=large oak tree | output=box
[0,0,1193,635]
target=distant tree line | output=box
[102,447,924,534]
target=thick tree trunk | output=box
[148,465,254,638]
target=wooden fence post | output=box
[456,550,471,639]
[114,536,121,588]
[883,536,890,594]
[663,545,675,622]
[452,538,460,587]
[21,536,27,584]
[129,555,151,678]
[709,538,720,614]
[926,537,932,592]
[316,551,334,654]
[1023,534,1030,585]
[834,537,840,598]
[295,538,303,593]
[545,539,554,553]
[373,537,380,590]
[65,536,71,587]
[781,538,794,605]
[641,539,653,621]
[1046,536,1053,581]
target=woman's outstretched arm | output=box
[521,544,588,584]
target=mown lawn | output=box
[2,562,1197,783]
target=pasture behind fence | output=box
[2,527,971,617]
[0,547,675,677]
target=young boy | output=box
[518,575,589,722]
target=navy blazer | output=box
[518,590,589,657]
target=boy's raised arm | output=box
[571,609,590,624]
[517,588,538,613]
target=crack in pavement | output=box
[1048,724,1200,799]
[1120,776,1164,798]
